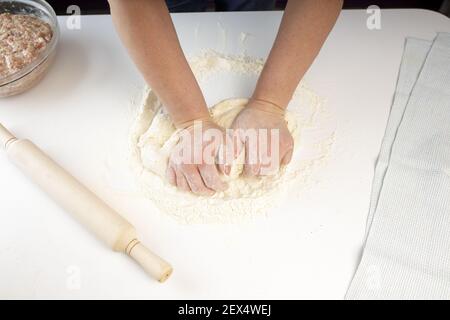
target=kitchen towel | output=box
[346,33,450,299]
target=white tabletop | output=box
[0,9,449,299]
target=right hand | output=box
[165,119,230,196]
[231,99,294,176]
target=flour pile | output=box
[130,51,335,224]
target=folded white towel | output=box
[346,33,450,300]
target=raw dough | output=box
[137,98,299,199]
[129,51,335,224]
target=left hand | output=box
[231,99,294,176]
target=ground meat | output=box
[0,13,53,78]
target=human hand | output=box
[231,99,294,176]
[165,119,230,196]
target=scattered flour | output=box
[129,51,335,224]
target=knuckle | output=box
[179,163,194,173]
[191,184,206,194]
[190,184,200,193]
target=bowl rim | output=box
[0,0,60,87]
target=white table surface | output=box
[0,9,449,300]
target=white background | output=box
[0,9,449,299]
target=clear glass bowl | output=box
[0,0,59,97]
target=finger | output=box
[258,129,274,175]
[166,166,176,186]
[281,147,294,165]
[175,168,191,192]
[225,130,244,175]
[219,154,235,176]
[232,129,244,158]
[218,130,242,176]
[181,165,215,196]
[216,143,229,175]
[243,140,252,176]
[218,162,229,176]
[199,164,228,192]
[244,139,260,176]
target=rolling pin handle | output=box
[0,123,17,150]
[0,123,173,282]
[126,239,173,283]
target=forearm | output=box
[252,0,343,110]
[108,0,209,126]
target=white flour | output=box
[129,51,335,224]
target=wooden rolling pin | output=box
[0,123,172,283]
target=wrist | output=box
[174,114,214,130]
[247,97,286,117]
[167,97,211,129]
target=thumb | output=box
[281,148,293,165]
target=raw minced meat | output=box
[0,13,53,78]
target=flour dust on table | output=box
[130,51,335,224]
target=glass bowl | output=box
[0,0,59,97]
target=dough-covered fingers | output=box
[217,130,242,176]
[175,167,191,192]
[258,134,274,175]
[281,147,293,165]
[244,139,261,176]
[198,164,227,192]
[279,131,294,166]
[231,102,294,177]
[166,166,177,186]
[180,164,215,196]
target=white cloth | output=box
[346,33,450,299]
